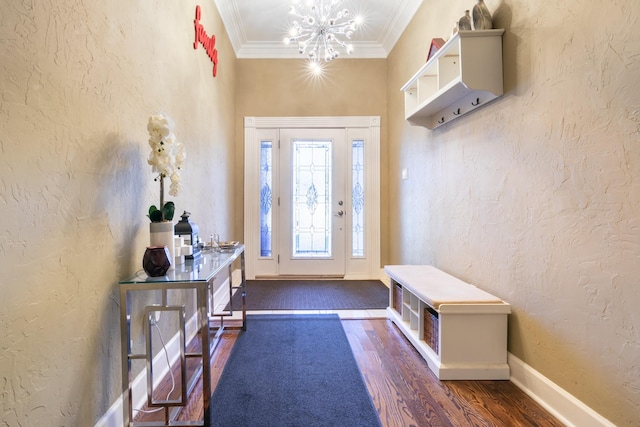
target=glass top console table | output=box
[119,244,245,427]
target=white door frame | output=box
[243,116,381,280]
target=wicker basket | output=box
[423,306,439,354]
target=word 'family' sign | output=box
[194,5,218,77]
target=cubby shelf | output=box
[401,29,505,129]
[386,265,511,380]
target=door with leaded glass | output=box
[277,128,346,276]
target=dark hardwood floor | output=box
[342,319,563,427]
[135,317,563,426]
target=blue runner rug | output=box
[210,314,382,427]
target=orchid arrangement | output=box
[147,113,186,222]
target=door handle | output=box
[335,210,344,217]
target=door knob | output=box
[335,210,344,217]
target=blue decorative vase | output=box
[143,246,172,277]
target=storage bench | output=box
[385,265,511,380]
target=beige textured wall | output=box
[0,1,235,425]
[388,0,640,425]
[233,58,388,259]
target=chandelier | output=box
[283,0,363,73]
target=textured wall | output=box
[0,1,235,425]
[233,58,389,259]
[388,0,640,425]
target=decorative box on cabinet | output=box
[385,265,511,380]
[401,29,505,129]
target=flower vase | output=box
[472,0,493,30]
[142,246,172,277]
[150,221,175,270]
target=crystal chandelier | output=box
[283,0,363,73]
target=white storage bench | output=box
[385,265,511,380]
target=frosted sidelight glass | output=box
[352,139,365,257]
[260,140,273,257]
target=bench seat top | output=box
[384,265,505,309]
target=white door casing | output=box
[243,116,381,280]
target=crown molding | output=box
[215,0,423,59]
[214,0,246,54]
[379,0,423,53]
[236,41,388,59]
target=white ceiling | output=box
[214,0,423,59]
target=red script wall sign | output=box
[193,5,218,77]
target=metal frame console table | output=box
[119,244,245,427]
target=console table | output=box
[119,245,245,427]
[385,265,510,380]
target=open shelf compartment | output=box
[401,29,505,129]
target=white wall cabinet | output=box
[401,29,505,129]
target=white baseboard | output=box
[211,269,240,312]
[94,397,123,427]
[508,353,615,427]
[96,313,199,427]
[379,268,390,287]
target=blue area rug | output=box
[210,314,382,427]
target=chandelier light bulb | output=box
[308,61,323,76]
[284,0,363,74]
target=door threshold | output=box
[255,275,345,280]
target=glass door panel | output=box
[292,140,332,258]
[279,129,346,276]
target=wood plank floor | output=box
[135,318,563,426]
[343,319,563,427]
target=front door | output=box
[244,116,380,280]
[278,128,346,276]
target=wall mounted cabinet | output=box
[401,29,505,129]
